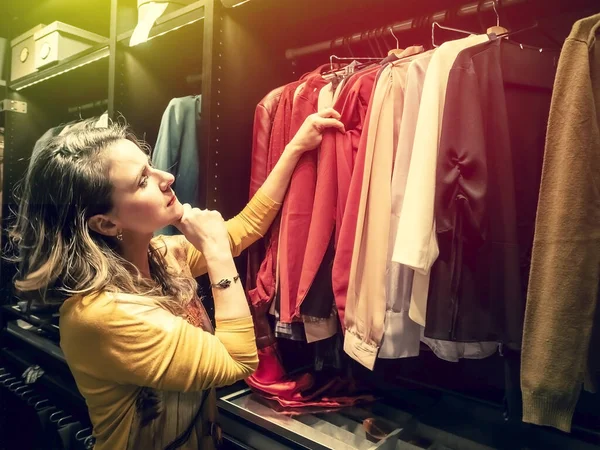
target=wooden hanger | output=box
[486,1,508,35]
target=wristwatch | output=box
[210,274,240,289]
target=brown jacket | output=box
[521,13,600,433]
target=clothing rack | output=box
[284,0,528,60]
[66,99,109,115]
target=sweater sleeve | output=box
[186,189,281,277]
[65,294,259,392]
[521,20,600,433]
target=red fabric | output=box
[247,65,329,318]
[247,349,376,409]
[278,74,328,323]
[245,64,377,410]
[246,87,285,302]
[248,86,285,200]
[246,345,375,409]
[247,81,303,316]
[297,68,380,327]
[246,344,314,399]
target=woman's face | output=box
[105,139,183,235]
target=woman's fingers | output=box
[318,107,342,120]
[315,117,345,133]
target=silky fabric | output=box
[428,39,557,344]
[345,53,424,369]
[329,47,424,331]
[323,67,383,327]
[392,34,490,328]
[380,51,433,360]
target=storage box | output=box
[33,22,107,70]
[10,25,46,82]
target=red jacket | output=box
[247,65,331,324]
[247,80,304,320]
[297,67,381,326]
[246,86,285,293]
[278,74,328,323]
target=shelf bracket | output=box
[0,99,27,114]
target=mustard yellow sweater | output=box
[59,190,280,450]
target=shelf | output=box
[9,44,110,92]
[219,388,411,450]
[4,321,65,365]
[2,304,60,336]
[117,0,206,46]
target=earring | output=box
[116,230,123,241]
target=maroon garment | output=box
[248,86,286,200]
[247,80,304,320]
[297,67,380,328]
[246,87,285,302]
[278,74,328,323]
[246,344,374,409]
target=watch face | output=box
[19,47,29,63]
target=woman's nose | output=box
[158,171,175,191]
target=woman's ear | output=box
[88,214,118,237]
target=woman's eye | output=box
[139,176,149,188]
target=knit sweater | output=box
[521,13,600,433]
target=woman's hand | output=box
[286,108,345,156]
[174,204,231,259]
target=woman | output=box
[9,109,344,450]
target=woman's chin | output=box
[168,202,184,224]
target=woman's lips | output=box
[167,195,176,207]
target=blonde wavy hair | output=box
[8,119,197,316]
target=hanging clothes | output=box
[380,50,433,360]
[426,37,558,345]
[248,80,303,316]
[315,64,383,329]
[521,13,600,433]
[277,74,329,326]
[246,86,285,349]
[344,48,425,370]
[245,68,370,411]
[152,95,201,236]
[392,34,490,328]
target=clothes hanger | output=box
[431,21,476,48]
[373,28,388,58]
[8,381,24,391]
[50,410,66,422]
[57,415,74,428]
[75,428,92,440]
[26,394,44,406]
[1,377,17,386]
[388,27,405,56]
[16,387,34,397]
[497,22,539,40]
[486,0,509,35]
[365,30,382,58]
[34,399,50,410]
[328,55,381,75]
